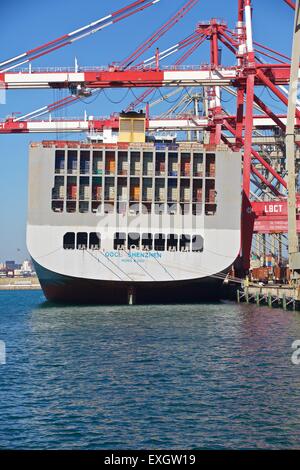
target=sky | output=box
[0,0,295,262]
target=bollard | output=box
[256,292,260,305]
[237,290,240,303]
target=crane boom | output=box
[119,0,199,69]
[0,0,161,72]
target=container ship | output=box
[27,113,242,304]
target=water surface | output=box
[0,291,300,449]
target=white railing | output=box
[8,64,238,74]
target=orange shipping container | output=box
[107,156,116,173]
[131,186,140,200]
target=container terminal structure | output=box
[1,0,300,302]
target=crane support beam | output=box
[0,68,237,89]
[1,66,299,89]
[1,115,299,134]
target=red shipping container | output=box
[209,189,215,203]
[93,186,102,200]
[68,185,77,199]
[196,188,202,202]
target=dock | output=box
[237,283,300,311]
[0,277,41,291]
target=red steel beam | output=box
[221,133,285,197]
[251,165,283,197]
[120,0,199,69]
[0,0,160,72]
[256,68,300,120]
[284,0,296,9]
[223,120,288,188]
[253,94,286,131]
[238,0,245,22]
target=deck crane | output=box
[1,0,299,273]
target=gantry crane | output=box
[1,0,299,274]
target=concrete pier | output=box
[237,284,300,310]
[0,277,41,291]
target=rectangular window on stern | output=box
[114,232,126,250]
[63,232,75,250]
[141,233,153,251]
[180,235,191,252]
[167,234,178,252]
[77,232,88,250]
[154,234,165,252]
[128,233,140,250]
[89,232,101,250]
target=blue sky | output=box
[0,0,294,262]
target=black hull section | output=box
[33,260,225,305]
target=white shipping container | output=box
[183,188,190,200]
[170,188,178,200]
[84,186,90,199]
[59,186,65,198]
[145,188,153,200]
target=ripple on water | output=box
[0,291,300,449]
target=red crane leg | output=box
[243,74,255,197]
[235,86,245,149]
[241,73,255,270]
[238,0,245,21]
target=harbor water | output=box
[0,290,300,449]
